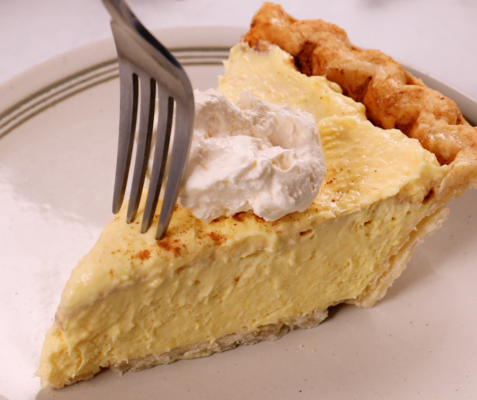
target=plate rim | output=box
[0,25,476,140]
[0,26,246,138]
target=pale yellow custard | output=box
[38,44,448,389]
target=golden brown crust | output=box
[244,3,477,199]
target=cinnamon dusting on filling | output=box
[208,232,227,245]
[156,240,181,257]
[135,250,151,261]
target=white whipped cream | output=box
[176,89,326,222]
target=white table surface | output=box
[1,0,477,100]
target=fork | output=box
[102,0,194,240]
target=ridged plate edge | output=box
[0,26,475,140]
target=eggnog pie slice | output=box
[38,11,477,389]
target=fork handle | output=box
[101,0,129,26]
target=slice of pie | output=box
[37,4,477,389]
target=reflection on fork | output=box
[102,0,194,240]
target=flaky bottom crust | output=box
[57,309,329,387]
[110,308,329,374]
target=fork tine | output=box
[112,61,138,214]
[104,0,194,238]
[141,88,174,233]
[156,103,194,240]
[126,74,156,223]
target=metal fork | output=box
[102,0,194,240]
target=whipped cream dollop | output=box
[177,89,326,222]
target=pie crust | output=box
[244,3,477,201]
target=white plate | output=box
[1,27,476,400]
